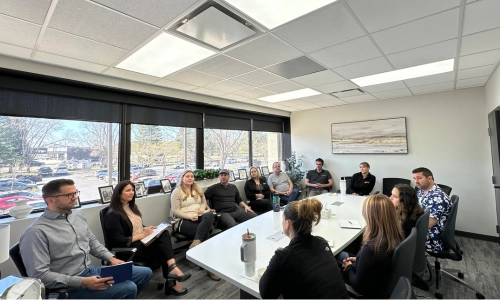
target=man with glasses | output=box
[268,162,299,205]
[19,179,152,299]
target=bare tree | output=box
[78,122,119,166]
[205,129,248,169]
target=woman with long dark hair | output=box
[390,183,424,237]
[104,180,191,296]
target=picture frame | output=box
[74,196,82,209]
[229,170,236,182]
[238,168,248,180]
[260,166,269,175]
[98,185,114,204]
[134,182,145,198]
[160,179,172,193]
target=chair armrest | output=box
[110,247,137,262]
[111,247,137,253]
[167,216,178,225]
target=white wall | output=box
[291,87,497,237]
[486,64,500,112]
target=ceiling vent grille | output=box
[330,88,365,98]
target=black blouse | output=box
[244,176,271,200]
[347,172,376,196]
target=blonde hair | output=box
[249,166,260,178]
[283,198,323,235]
[362,194,404,253]
[179,170,204,202]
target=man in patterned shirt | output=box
[412,167,451,253]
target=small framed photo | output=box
[74,196,82,209]
[229,171,236,182]
[135,182,145,198]
[98,185,113,204]
[260,166,269,175]
[238,169,248,180]
[160,179,172,193]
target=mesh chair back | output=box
[437,184,452,196]
[99,206,112,249]
[9,243,28,277]
[386,228,417,297]
[383,178,411,196]
[441,196,461,259]
[389,277,415,299]
[413,209,430,275]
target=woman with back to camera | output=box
[338,194,404,298]
[244,166,272,214]
[347,162,376,196]
[390,183,424,238]
[170,170,220,281]
[104,180,191,296]
[259,198,349,299]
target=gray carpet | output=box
[139,236,500,299]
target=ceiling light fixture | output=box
[116,33,215,78]
[351,59,455,87]
[224,0,338,29]
[258,88,321,103]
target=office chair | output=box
[436,184,452,196]
[426,196,485,299]
[9,243,68,299]
[383,178,411,196]
[390,277,416,299]
[411,209,432,291]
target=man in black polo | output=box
[204,169,257,228]
[305,158,333,197]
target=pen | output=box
[348,221,352,224]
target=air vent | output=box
[330,88,365,98]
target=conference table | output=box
[186,194,366,299]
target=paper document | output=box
[100,261,133,284]
[339,219,362,229]
[141,222,170,246]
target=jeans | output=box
[279,188,299,205]
[219,207,258,228]
[67,265,152,299]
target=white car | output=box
[54,167,68,175]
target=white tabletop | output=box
[186,194,366,298]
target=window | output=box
[204,129,249,173]
[252,131,282,169]
[0,116,119,217]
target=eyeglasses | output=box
[51,191,80,199]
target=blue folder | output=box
[100,261,133,284]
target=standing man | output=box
[412,167,451,253]
[19,179,152,299]
[305,158,333,197]
[268,162,299,205]
[205,169,257,228]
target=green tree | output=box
[0,117,22,168]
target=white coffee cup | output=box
[241,233,256,276]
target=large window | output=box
[0,115,119,216]
[252,131,282,169]
[204,129,249,172]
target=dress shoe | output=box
[208,271,221,281]
[165,279,188,296]
[189,239,201,249]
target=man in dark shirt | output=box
[305,158,333,197]
[204,169,257,228]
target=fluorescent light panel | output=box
[258,88,321,103]
[224,0,338,29]
[351,59,455,87]
[116,33,216,78]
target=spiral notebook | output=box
[339,220,362,229]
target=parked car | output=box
[104,171,118,183]
[0,181,37,191]
[94,169,108,178]
[38,167,53,176]
[56,163,68,168]
[162,173,179,184]
[0,191,43,212]
[130,167,142,175]
[227,158,237,164]
[173,162,193,169]
[17,174,42,182]
[30,160,44,166]
[139,169,158,176]
[54,167,68,175]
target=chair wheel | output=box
[435,292,443,299]
[476,292,485,299]
[458,272,464,279]
[157,283,164,290]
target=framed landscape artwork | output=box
[331,117,408,154]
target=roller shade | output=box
[205,114,251,131]
[253,119,283,132]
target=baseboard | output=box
[455,230,499,243]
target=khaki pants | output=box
[308,189,328,197]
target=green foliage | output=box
[193,168,221,180]
[0,117,22,166]
[193,169,205,181]
[285,152,305,189]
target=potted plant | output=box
[285,152,305,190]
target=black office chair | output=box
[9,243,68,299]
[383,178,411,196]
[426,196,484,299]
[385,227,417,297]
[437,184,452,196]
[390,277,416,299]
[411,209,432,291]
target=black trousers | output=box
[132,230,174,279]
[248,199,272,214]
[219,207,257,228]
[178,212,215,242]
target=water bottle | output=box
[340,178,347,195]
[272,193,280,212]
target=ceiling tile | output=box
[272,2,365,53]
[92,0,199,28]
[0,14,40,49]
[231,70,285,87]
[362,81,407,93]
[204,80,252,93]
[285,102,321,109]
[49,0,157,50]
[0,0,52,25]
[223,94,251,102]
[457,64,496,80]
[39,29,129,65]
[233,88,275,98]
[0,42,32,59]
[404,71,456,87]
[387,39,457,69]
[456,76,489,88]
[460,27,500,56]
[260,80,305,93]
[313,80,359,93]
[309,36,381,68]
[165,69,223,86]
[372,88,412,99]
[103,67,159,82]
[282,107,299,112]
[34,51,108,73]
[264,56,327,79]
[462,0,500,36]
[459,49,500,69]
[315,98,348,107]
[409,81,454,94]
[300,94,337,103]
[191,87,227,97]
[225,34,302,68]
[371,8,459,55]
[154,79,197,91]
[334,57,393,79]
[191,55,257,78]
[291,70,344,87]
[347,0,460,33]
[340,94,376,103]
